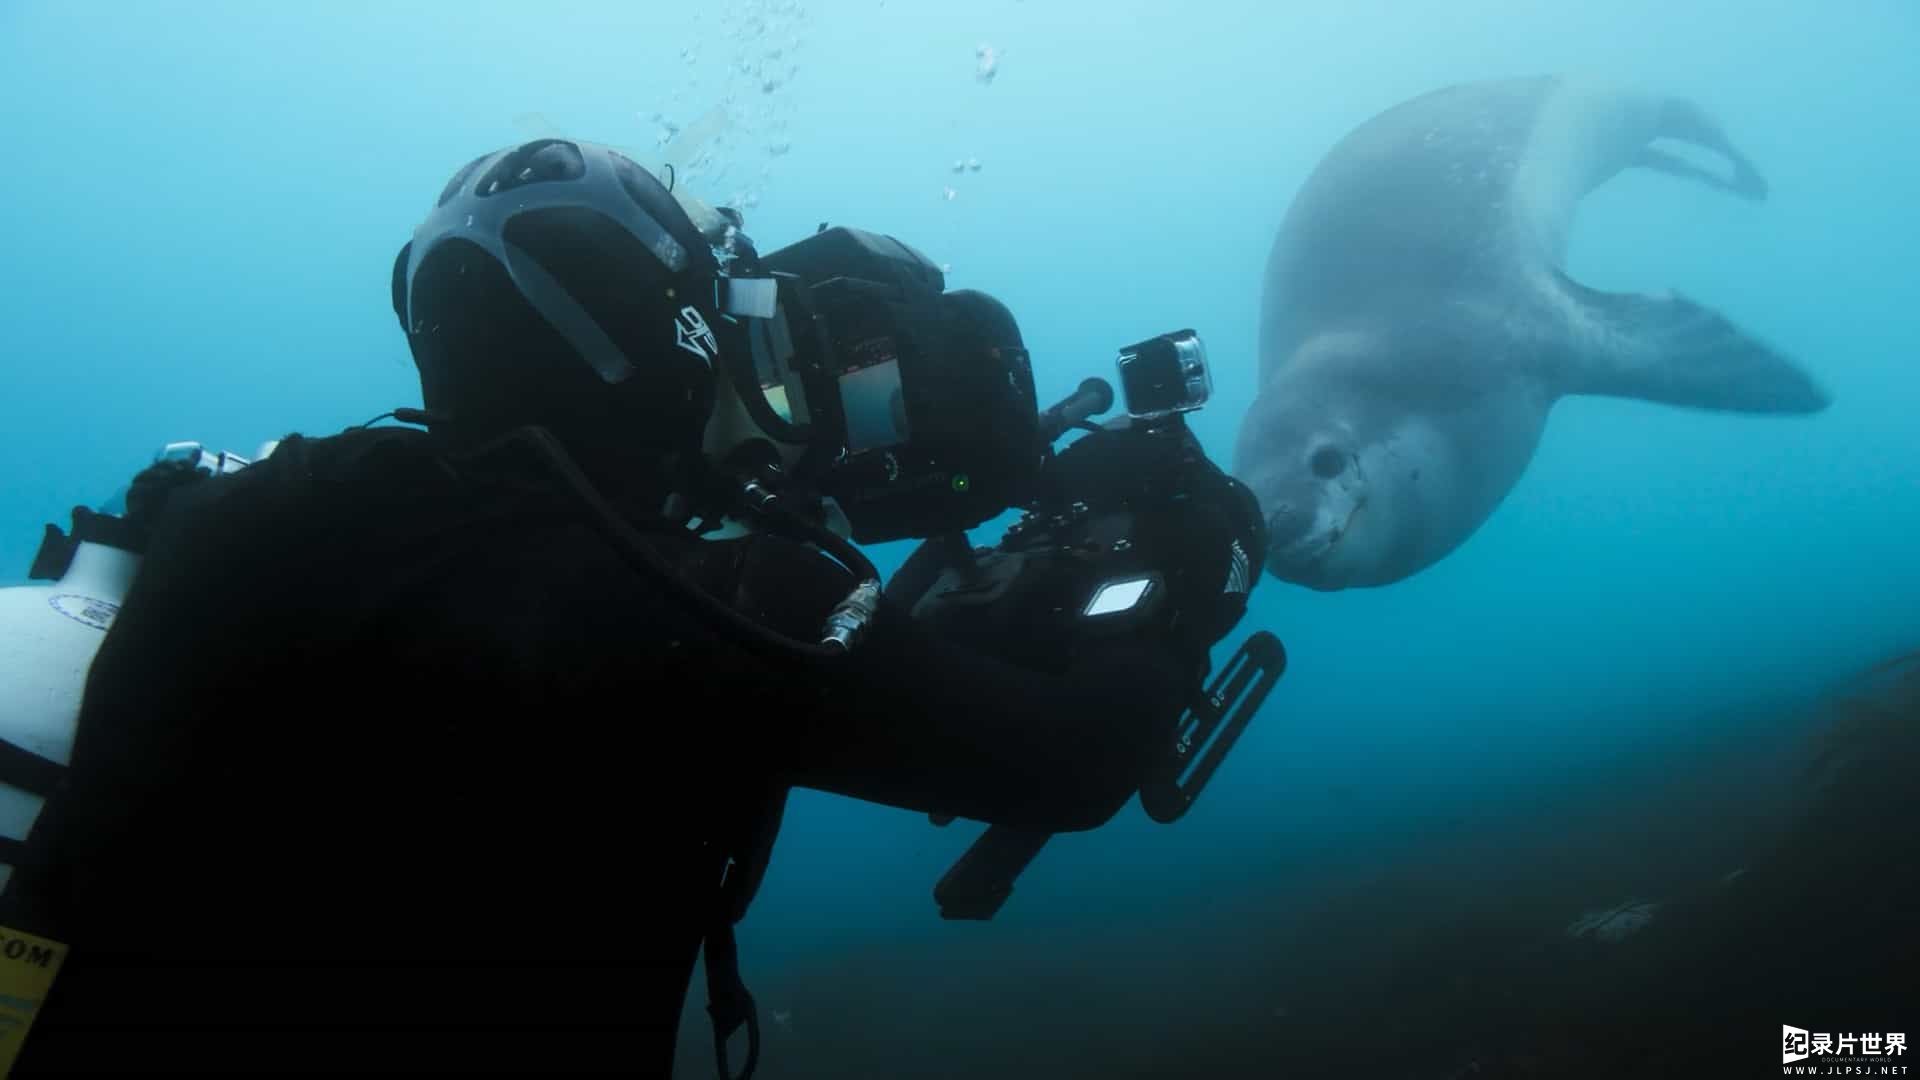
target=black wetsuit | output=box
[2,424,1201,1075]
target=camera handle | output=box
[930,629,1288,920]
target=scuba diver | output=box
[0,138,1270,1077]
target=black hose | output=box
[508,425,878,665]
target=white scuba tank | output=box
[0,440,275,893]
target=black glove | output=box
[26,458,216,580]
[1042,418,1265,659]
[123,457,216,534]
[891,417,1266,676]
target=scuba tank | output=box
[0,441,273,894]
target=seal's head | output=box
[1232,330,1451,591]
[1234,394,1382,591]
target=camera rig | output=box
[726,223,1288,918]
[906,330,1289,921]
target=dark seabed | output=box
[679,651,1920,1079]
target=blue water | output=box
[3,1,1915,1074]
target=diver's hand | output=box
[1045,421,1267,662]
[123,458,214,534]
[1154,444,1267,658]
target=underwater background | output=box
[2,1,1915,1076]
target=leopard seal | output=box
[1233,75,1829,591]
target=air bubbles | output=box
[652,0,815,214]
[975,43,999,84]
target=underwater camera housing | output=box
[747,226,1043,545]
[899,329,1287,921]
[724,219,1287,919]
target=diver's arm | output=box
[729,536,1198,834]
[787,595,1194,833]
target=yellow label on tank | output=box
[0,924,65,1076]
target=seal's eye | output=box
[1310,445,1346,479]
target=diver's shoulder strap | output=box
[0,741,63,804]
[0,740,64,866]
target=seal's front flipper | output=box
[1556,270,1830,413]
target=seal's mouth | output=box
[1268,497,1367,585]
[1327,498,1366,547]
